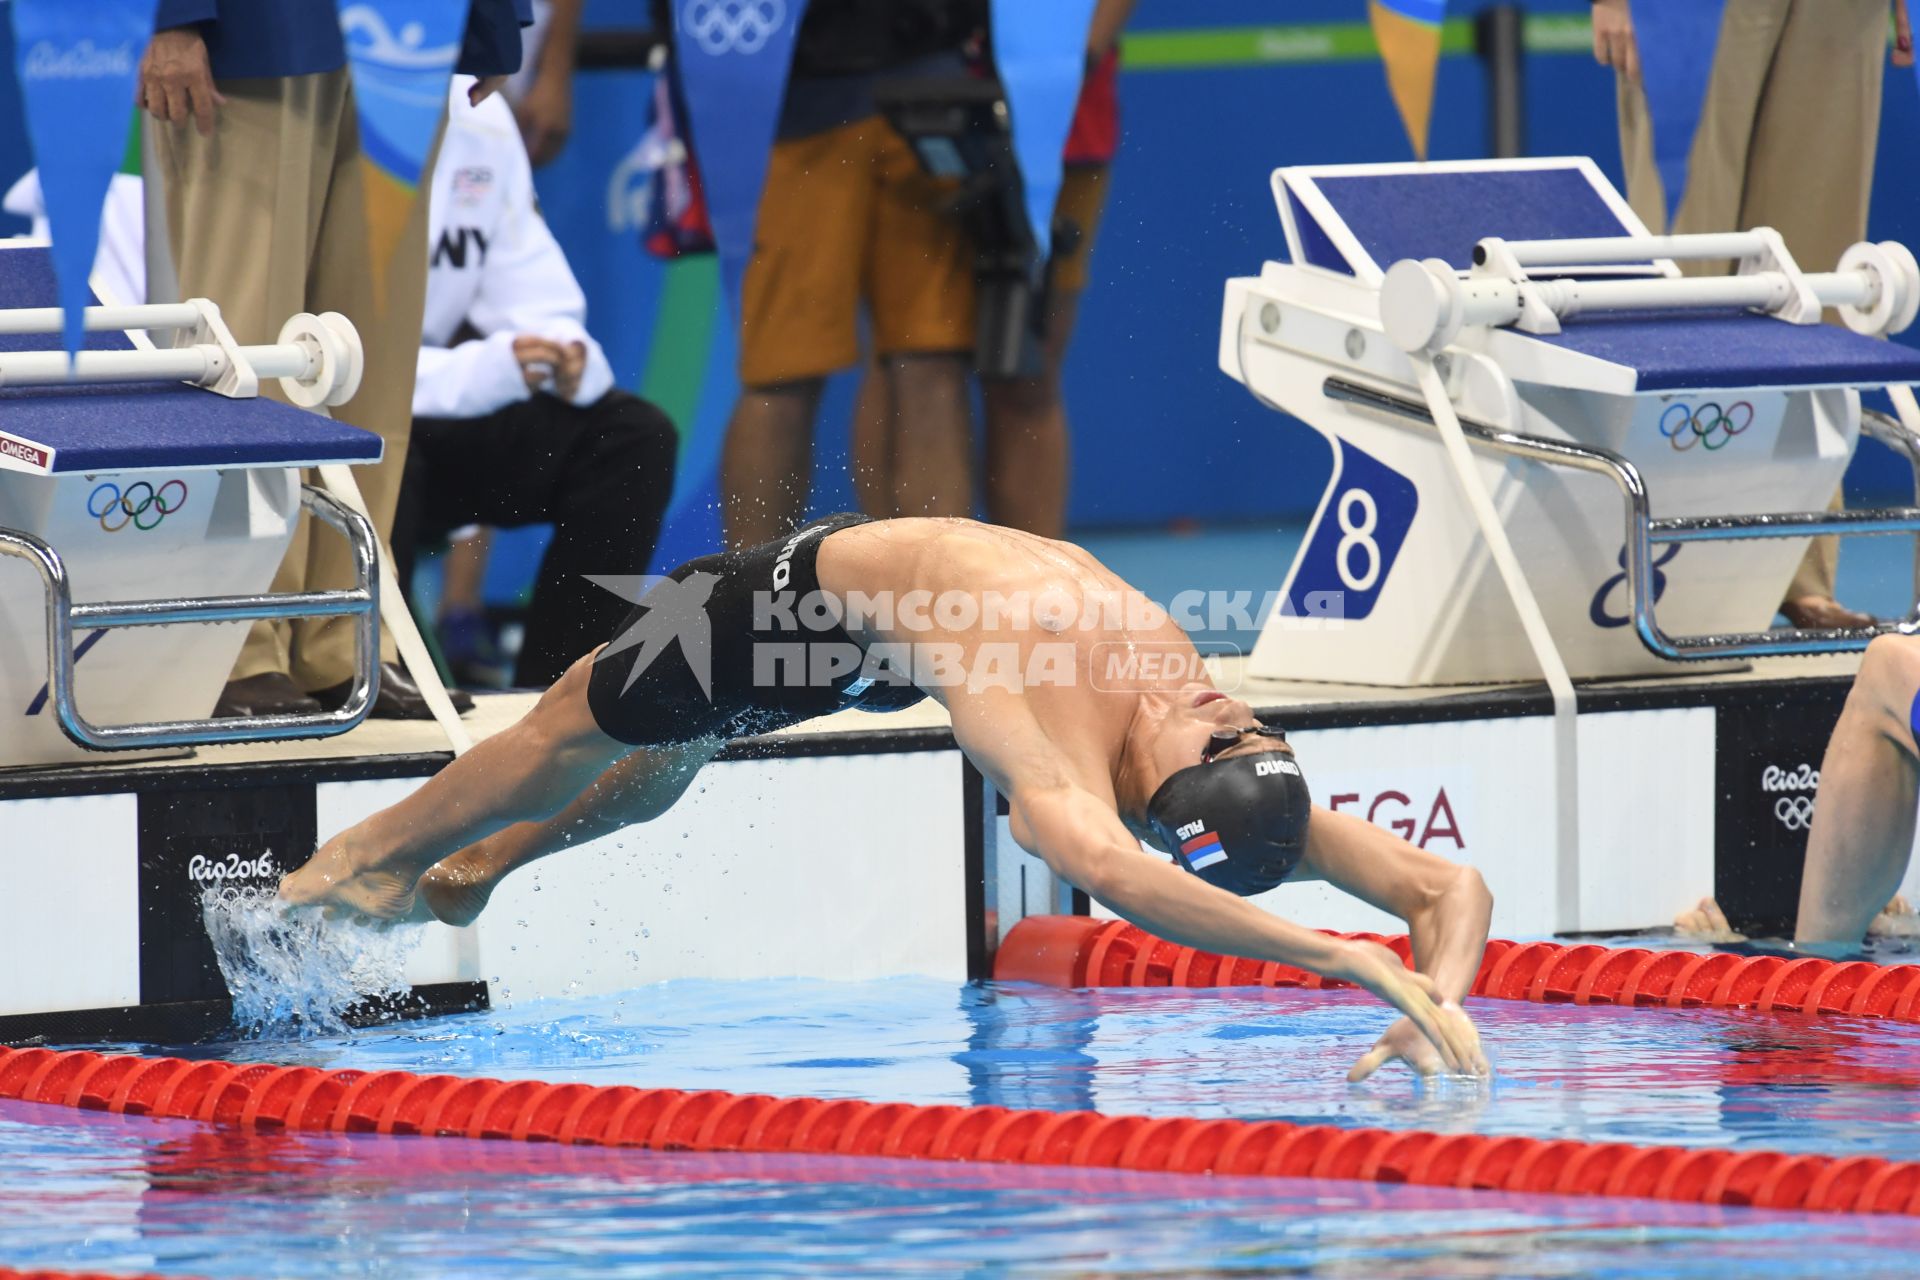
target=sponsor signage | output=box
[1713,691,1848,936]
[137,784,315,1006]
[0,434,51,470]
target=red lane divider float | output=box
[0,1271,174,1280]
[995,916,1920,1021]
[3,1044,1920,1216]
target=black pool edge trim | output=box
[0,982,490,1050]
[0,676,1855,803]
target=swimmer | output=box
[282,516,1492,1079]
[1674,635,1920,954]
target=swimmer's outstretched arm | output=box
[281,652,658,919]
[1008,782,1488,1078]
[1797,636,1920,951]
[1292,806,1491,1080]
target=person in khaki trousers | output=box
[136,0,524,718]
[1593,0,1912,631]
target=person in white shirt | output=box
[4,77,674,691]
[390,78,677,688]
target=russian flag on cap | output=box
[1181,831,1227,871]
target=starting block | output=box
[0,242,381,768]
[1223,157,1920,685]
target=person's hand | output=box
[512,335,565,392]
[552,339,586,401]
[1591,0,1640,82]
[1331,939,1486,1077]
[469,75,510,107]
[515,73,574,167]
[1895,0,1914,68]
[1348,1004,1488,1082]
[512,335,588,399]
[137,27,226,137]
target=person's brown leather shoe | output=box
[1780,595,1875,630]
[311,662,475,720]
[214,673,323,719]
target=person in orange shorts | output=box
[719,0,984,549]
[854,0,1136,539]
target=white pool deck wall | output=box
[323,748,974,1003]
[0,654,1913,1036]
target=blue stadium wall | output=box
[3,0,1917,577]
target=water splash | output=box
[201,886,424,1036]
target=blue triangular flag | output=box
[670,0,811,314]
[1629,0,1727,230]
[9,0,157,362]
[992,0,1099,267]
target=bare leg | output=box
[279,651,632,917]
[721,380,822,549]
[982,290,1079,538]
[439,528,492,614]
[1796,635,1920,948]
[885,352,973,517]
[420,734,725,925]
[850,351,896,517]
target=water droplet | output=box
[642,928,651,938]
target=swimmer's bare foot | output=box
[278,833,423,920]
[1870,894,1920,938]
[417,851,497,927]
[1673,896,1744,941]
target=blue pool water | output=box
[7,979,1920,1276]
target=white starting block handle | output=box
[0,485,380,750]
[1484,231,1774,268]
[0,303,207,335]
[1383,236,1920,351]
[0,300,365,408]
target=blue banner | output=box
[341,0,469,302]
[1629,0,1725,230]
[669,0,809,311]
[8,0,156,359]
[992,0,1098,266]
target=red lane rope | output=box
[3,1044,1919,1216]
[994,916,1920,1021]
[0,1271,173,1280]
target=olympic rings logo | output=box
[682,0,786,55]
[1659,401,1754,452]
[87,479,187,533]
[1774,795,1815,832]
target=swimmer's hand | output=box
[1348,1004,1488,1083]
[1333,941,1487,1079]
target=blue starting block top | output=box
[1536,308,1920,392]
[0,246,381,475]
[1277,159,1920,393]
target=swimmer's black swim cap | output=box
[1145,733,1311,897]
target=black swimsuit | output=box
[586,513,928,745]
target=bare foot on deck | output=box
[1871,895,1920,938]
[417,852,497,928]
[278,833,424,921]
[1673,897,1744,942]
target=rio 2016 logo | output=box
[1659,401,1753,453]
[88,480,187,533]
[682,0,786,55]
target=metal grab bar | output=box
[0,484,380,749]
[1320,376,1920,661]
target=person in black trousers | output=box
[392,77,677,689]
